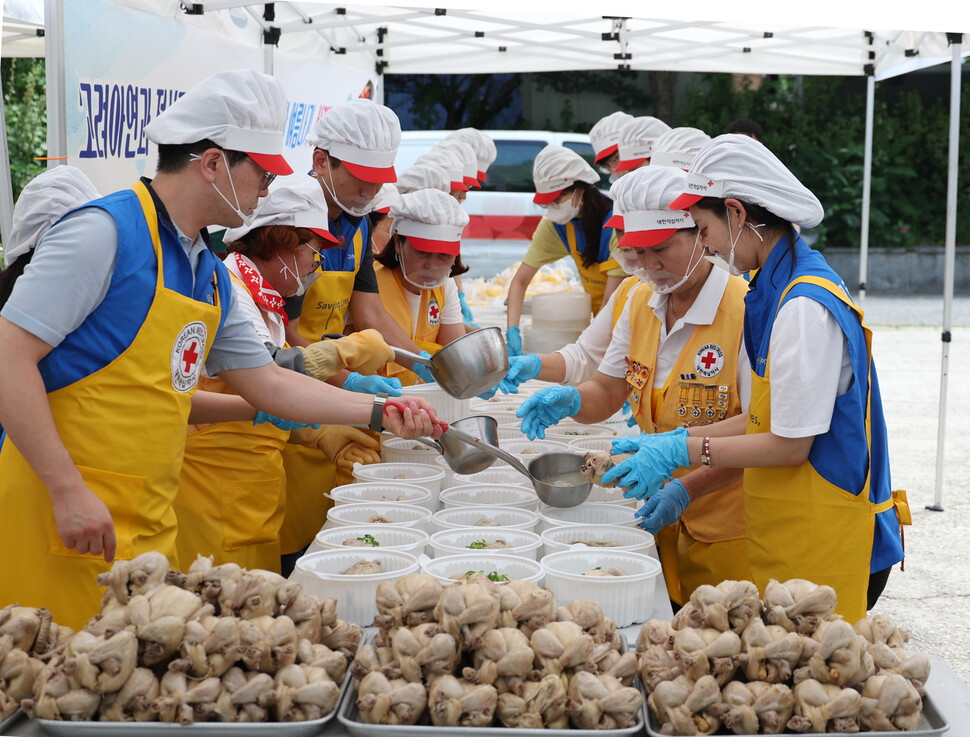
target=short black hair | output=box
[725,118,764,141]
[156,139,248,174]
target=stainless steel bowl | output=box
[528,452,592,508]
[393,327,508,399]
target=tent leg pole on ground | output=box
[43,0,66,166]
[930,34,963,513]
[858,73,875,302]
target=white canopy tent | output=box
[1,0,965,507]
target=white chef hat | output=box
[449,128,497,181]
[415,148,467,192]
[390,189,470,256]
[144,69,293,176]
[650,127,711,170]
[435,139,479,189]
[589,111,634,163]
[307,98,401,184]
[223,177,338,245]
[371,183,400,214]
[669,134,824,229]
[615,117,672,172]
[610,166,695,248]
[3,166,100,270]
[532,145,600,205]
[397,163,451,195]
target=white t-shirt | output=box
[555,281,644,386]
[404,277,462,334]
[767,296,852,438]
[601,267,751,412]
[223,253,287,347]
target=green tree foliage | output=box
[531,70,660,132]
[677,71,970,248]
[2,57,47,203]
[386,73,523,129]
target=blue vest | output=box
[552,209,614,265]
[746,235,903,571]
[318,212,368,274]
[38,185,232,393]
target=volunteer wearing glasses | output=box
[603,135,907,622]
[175,184,395,572]
[0,71,443,627]
[505,146,622,356]
[516,167,751,606]
[375,189,470,385]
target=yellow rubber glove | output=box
[299,329,395,381]
[290,425,382,469]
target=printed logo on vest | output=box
[694,343,725,378]
[427,297,441,326]
[171,321,208,393]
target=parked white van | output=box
[396,130,608,277]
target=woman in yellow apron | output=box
[516,166,751,606]
[602,134,906,624]
[505,145,624,356]
[175,183,390,572]
[374,189,471,386]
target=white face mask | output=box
[720,204,765,276]
[634,233,704,295]
[191,152,258,227]
[543,192,581,225]
[318,162,373,218]
[278,245,322,297]
[398,241,451,290]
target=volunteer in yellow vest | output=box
[516,166,751,605]
[604,134,906,623]
[375,189,470,385]
[0,70,444,628]
[175,183,391,572]
[505,145,623,357]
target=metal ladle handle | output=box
[391,348,436,369]
[442,425,532,479]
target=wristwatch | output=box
[369,393,389,432]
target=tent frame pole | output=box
[858,73,875,302]
[0,95,14,246]
[929,34,963,513]
[43,0,66,169]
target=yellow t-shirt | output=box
[522,217,570,268]
[601,230,625,277]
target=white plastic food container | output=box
[448,467,529,488]
[537,503,638,532]
[587,484,637,508]
[311,525,429,557]
[327,481,433,511]
[429,528,543,560]
[501,439,570,462]
[497,426,528,441]
[431,505,540,533]
[421,552,544,586]
[380,436,442,465]
[326,502,432,532]
[401,383,471,422]
[567,436,616,454]
[295,549,420,625]
[439,484,538,510]
[541,524,658,559]
[479,410,522,426]
[352,462,446,506]
[544,423,616,444]
[540,549,663,627]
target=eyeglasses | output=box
[247,156,277,188]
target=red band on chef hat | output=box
[604,211,625,229]
[618,208,694,248]
[326,140,397,183]
[594,143,619,163]
[395,220,464,256]
[668,170,726,210]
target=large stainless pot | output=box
[392,327,508,400]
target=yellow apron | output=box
[625,275,751,605]
[375,263,445,387]
[281,242,362,556]
[562,223,607,314]
[744,276,896,624]
[0,181,221,628]
[296,227,363,342]
[611,276,640,327]
[174,272,290,573]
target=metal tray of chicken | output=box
[1,708,25,734]
[33,671,351,737]
[643,687,949,737]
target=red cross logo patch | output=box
[427,297,441,326]
[694,342,725,378]
[171,321,208,392]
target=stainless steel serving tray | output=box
[1,709,24,734]
[643,688,949,737]
[34,672,350,737]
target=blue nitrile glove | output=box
[342,372,403,396]
[505,326,523,357]
[602,427,690,500]
[516,386,582,441]
[457,292,480,328]
[635,479,691,534]
[622,399,639,428]
[477,386,499,400]
[499,354,543,395]
[253,411,321,431]
[412,350,436,384]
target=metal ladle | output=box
[391,327,508,399]
[413,416,500,475]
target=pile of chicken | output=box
[350,573,643,729]
[1,606,73,722]
[20,552,360,724]
[639,579,930,735]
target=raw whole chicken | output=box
[356,671,427,725]
[580,451,633,486]
[427,674,497,726]
[786,678,862,733]
[496,673,568,728]
[341,560,384,575]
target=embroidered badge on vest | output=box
[694,343,725,378]
[171,321,208,393]
[427,297,441,326]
